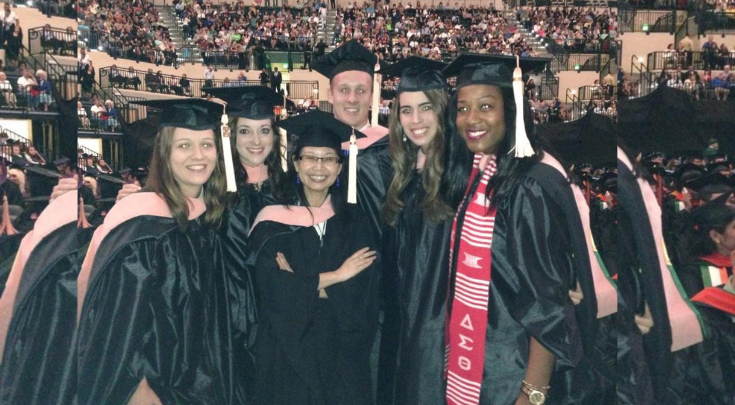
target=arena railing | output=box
[98,66,320,100]
[618,9,679,33]
[646,50,735,71]
[697,11,735,36]
[28,27,77,57]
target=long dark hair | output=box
[145,126,227,230]
[230,116,289,201]
[383,88,455,226]
[446,85,541,209]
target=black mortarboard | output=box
[380,57,448,94]
[685,171,735,191]
[202,86,289,119]
[442,53,551,89]
[312,40,378,80]
[130,98,225,131]
[278,111,366,204]
[277,110,366,153]
[54,157,70,166]
[119,167,131,174]
[443,54,543,158]
[97,173,125,199]
[131,98,239,191]
[691,193,735,232]
[24,165,62,198]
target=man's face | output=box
[329,70,373,128]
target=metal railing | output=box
[539,74,559,101]
[565,88,584,122]
[646,51,735,71]
[619,9,680,33]
[99,66,320,99]
[631,54,658,98]
[552,53,610,72]
[577,85,615,101]
[697,11,735,36]
[28,27,77,57]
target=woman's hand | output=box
[276,252,294,272]
[335,247,376,283]
[568,281,584,305]
[116,183,142,202]
[126,378,163,405]
[635,303,654,335]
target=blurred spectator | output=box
[34,70,53,111]
[78,101,91,129]
[204,65,215,87]
[105,100,120,131]
[0,71,16,108]
[24,145,46,165]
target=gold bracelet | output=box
[522,380,550,391]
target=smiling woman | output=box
[77,99,256,405]
[247,112,379,405]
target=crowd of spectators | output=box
[0,61,55,111]
[78,0,179,67]
[519,6,617,54]
[334,2,536,62]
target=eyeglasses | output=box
[297,155,342,165]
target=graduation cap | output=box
[691,192,735,233]
[684,170,735,192]
[442,53,551,86]
[24,165,62,198]
[312,40,379,80]
[53,157,70,166]
[118,167,131,175]
[443,54,536,158]
[201,86,293,119]
[277,110,366,204]
[130,98,237,192]
[96,173,126,200]
[379,57,448,94]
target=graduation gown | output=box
[248,202,379,405]
[77,193,254,405]
[0,190,77,405]
[678,253,733,298]
[381,170,451,405]
[448,168,583,405]
[346,126,393,240]
[667,286,735,404]
[530,158,617,405]
[222,178,293,271]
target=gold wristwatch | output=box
[521,381,549,405]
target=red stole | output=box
[446,154,497,405]
[691,286,735,317]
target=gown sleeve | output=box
[495,176,582,370]
[77,238,161,405]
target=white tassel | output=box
[348,130,358,204]
[372,60,381,127]
[279,127,288,172]
[512,55,534,158]
[220,107,237,192]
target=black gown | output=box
[248,203,379,405]
[0,191,77,405]
[667,286,735,404]
[448,168,583,405]
[77,193,255,405]
[381,170,451,405]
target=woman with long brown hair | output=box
[77,99,254,405]
[379,58,467,405]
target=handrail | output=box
[99,66,320,100]
[27,26,77,57]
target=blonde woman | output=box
[7,168,30,198]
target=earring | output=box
[296,174,301,184]
[335,176,341,188]
[403,133,407,142]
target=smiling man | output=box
[312,40,392,236]
[312,40,394,404]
